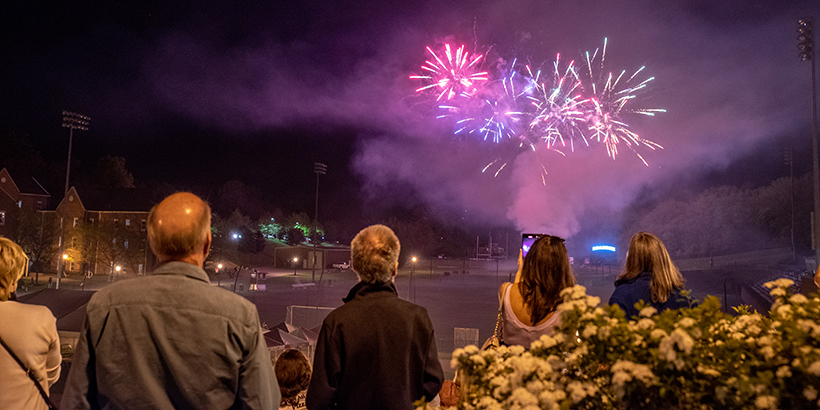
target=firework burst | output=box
[581,39,666,164]
[410,44,489,101]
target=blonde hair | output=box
[350,225,400,284]
[0,238,27,301]
[619,232,684,303]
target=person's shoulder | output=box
[3,300,56,320]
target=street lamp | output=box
[217,263,223,286]
[313,162,327,282]
[57,110,90,289]
[410,256,417,301]
[293,257,299,276]
[798,18,819,264]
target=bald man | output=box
[62,192,280,410]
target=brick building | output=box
[50,187,157,276]
[0,167,51,238]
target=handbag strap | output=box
[493,283,511,340]
[0,335,57,409]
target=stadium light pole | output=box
[312,162,327,282]
[57,111,90,289]
[798,19,819,264]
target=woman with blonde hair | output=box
[0,237,61,409]
[609,232,691,318]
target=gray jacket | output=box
[61,261,279,409]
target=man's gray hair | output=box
[147,200,212,258]
[351,225,400,284]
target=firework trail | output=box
[410,44,489,101]
[581,38,666,165]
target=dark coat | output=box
[609,272,693,318]
[306,281,444,410]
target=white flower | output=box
[808,361,820,376]
[639,306,658,317]
[566,381,587,403]
[804,386,818,401]
[475,396,503,410]
[769,287,787,297]
[582,325,598,339]
[597,326,611,339]
[650,329,668,340]
[789,294,809,304]
[676,317,697,328]
[754,395,777,409]
[775,366,792,378]
[759,346,775,361]
[508,387,539,406]
[696,364,720,377]
[659,337,677,361]
[585,295,600,307]
[470,354,487,366]
[671,328,694,354]
[637,318,655,330]
[763,278,793,289]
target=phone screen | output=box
[522,233,545,258]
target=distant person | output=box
[61,192,280,409]
[499,235,576,348]
[275,349,311,410]
[307,224,444,410]
[609,232,693,318]
[0,238,61,410]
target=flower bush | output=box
[426,279,820,410]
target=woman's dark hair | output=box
[274,349,312,407]
[519,235,575,324]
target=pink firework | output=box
[410,44,489,101]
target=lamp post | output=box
[798,18,819,264]
[411,256,417,302]
[293,257,299,276]
[313,162,327,282]
[57,111,90,289]
[217,263,223,286]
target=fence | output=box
[286,305,334,330]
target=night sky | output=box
[1,0,818,245]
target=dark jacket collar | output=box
[342,281,398,303]
[614,271,652,287]
[151,261,210,284]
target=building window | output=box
[17,201,22,208]
[125,219,130,226]
[140,220,147,231]
[124,240,129,249]
[73,217,79,227]
[0,211,4,226]
[138,264,144,274]
[69,262,75,271]
[36,200,42,209]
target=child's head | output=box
[275,349,312,404]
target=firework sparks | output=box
[581,39,666,164]
[410,44,489,101]
[527,55,589,151]
[410,38,666,172]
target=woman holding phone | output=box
[496,235,576,348]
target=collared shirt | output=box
[61,261,280,409]
[307,281,444,410]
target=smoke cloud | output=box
[136,0,813,238]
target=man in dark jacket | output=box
[306,224,444,410]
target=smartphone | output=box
[522,233,547,258]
